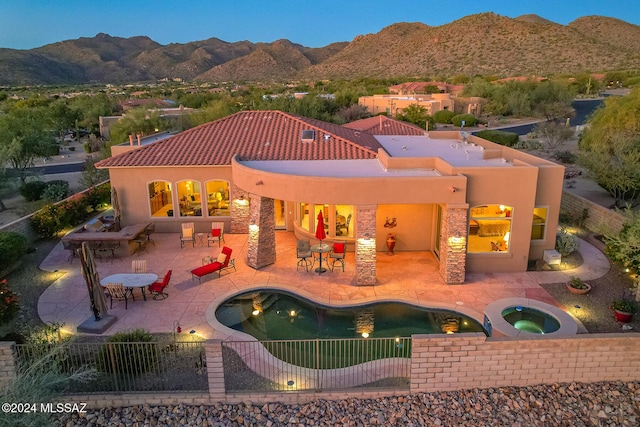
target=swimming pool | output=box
[215,289,486,340]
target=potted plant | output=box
[566,277,591,295]
[612,292,638,323]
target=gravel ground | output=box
[55,381,640,426]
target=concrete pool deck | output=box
[38,231,609,338]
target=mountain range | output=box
[1,13,639,86]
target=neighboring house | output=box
[96,110,563,285]
[388,81,464,96]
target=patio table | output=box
[310,243,331,274]
[100,273,158,301]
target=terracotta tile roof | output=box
[343,116,425,136]
[96,110,381,168]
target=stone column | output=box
[0,342,17,392]
[438,204,468,284]
[246,194,276,269]
[205,339,225,400]
[230,184,250,234]
[355,205,377,286]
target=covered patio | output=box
[38,230,607,339]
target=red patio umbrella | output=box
[315,211,327,273]
[315,211,326,242]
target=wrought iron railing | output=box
[222,337,411,392]
[13,341,207,393]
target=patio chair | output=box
[143,222,156,246]
[62,240,81,263]
[296,239,313,272]
[190,246,236,283]
[132,259,147,274]
[104,282,135,309]
[148,269,172,300]
[207,221,225,247]
[180,222,195,248]
[96,241,120,264]
[329,241,346,272]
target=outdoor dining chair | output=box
[180,222,195,248]
[104,283,135,309]
[132,259,147,273]
[296,239,313,272]
[329,241,346,271]
[143,222,156,246]
[207,221,225,247]
[148,269,172,300]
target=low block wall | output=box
[2,335,640,409]
[560,191,626,235]
[410,333,640,393]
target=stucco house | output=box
[96,110,564,285]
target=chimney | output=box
[129,134,134,146]
[379,115,382,131]
[137,134,141,146]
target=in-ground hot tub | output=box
[484,298,578,337]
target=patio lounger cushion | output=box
[191,261,223,279]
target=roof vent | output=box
[323,134,330,141]
[301,130,315,142]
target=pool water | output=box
[215,290,485,340]
[501,306,560,334]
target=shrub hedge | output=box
[433,110,456,124]
[475,129,519,147]
[95,329,159,375]
[0,232,29,272]
[19,181,49,202]
[451,114,477,127]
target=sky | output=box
[0,0,639,50]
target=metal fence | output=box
[222,337,411,392]
[13,340,208,393]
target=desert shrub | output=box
[83,184,111,211]
[556,228,580,257]
[43,180,70,202]
[605,211,640,274]
[433,110,456,124]
[95,329,159,375]
[475,129,519,147]
[19,181,49,202]
[0,279,19,324]
[554,150,576,164]
[451,114,476,127]
[0,232,28,272]
[57,197,90,227]
[31,204,64,237]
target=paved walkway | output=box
[38,232,609,339]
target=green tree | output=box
[48,101,81,139]
[395,104,431,130]
[0,108,58,183]
[108,108,168,145]
[532,121,575,150]
[578,88,640,207]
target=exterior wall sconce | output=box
[235,194,249,206]
[249,219,259,232]
[363,233,370,240]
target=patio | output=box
[38,230,610,339]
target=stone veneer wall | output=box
[355,205,377,286]
[2,334,640,408]
[246,195,276,269]
[560,191,626,235]
[230,184,250,234]
[438,204,468,284]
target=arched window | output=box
[148,181,174,217]
[177,180,202,217]
[468,204,513,253]
[205,180,230,216]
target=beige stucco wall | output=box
[376,204,435,252]
[109,165,233,233]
